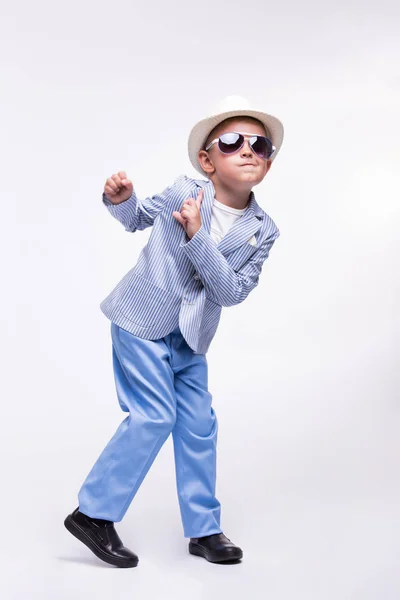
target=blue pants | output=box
[78,323,222,538]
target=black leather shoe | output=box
[189,533,243,563]
[64,507,138,568]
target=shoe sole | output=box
[64,515,138,568]
[188,542,243,563]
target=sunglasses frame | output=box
[205,131,276,159]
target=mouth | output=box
[240,163,256,167]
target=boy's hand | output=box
[104,171,133,204]
[172,189,204,240]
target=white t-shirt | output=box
[209,198,247,245]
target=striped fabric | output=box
[100,175,280,354]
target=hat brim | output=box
[188,108,284,177]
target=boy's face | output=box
[197,117,272,189]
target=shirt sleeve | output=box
[179,223,280,307]
[102,174,187,232]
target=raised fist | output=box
[104,171,134,204]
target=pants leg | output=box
[77,322,177,522]
[169,329,222,538]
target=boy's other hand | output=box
[172,189,204,240]
[104,171,134,204]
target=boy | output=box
[64,95,284,567]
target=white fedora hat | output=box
[188,95,284,177]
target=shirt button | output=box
[194,275,199,280]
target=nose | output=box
[240,139,253,157]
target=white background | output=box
[2,0,399,598]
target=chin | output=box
[238,173,261,184]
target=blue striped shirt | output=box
[100,174,280,354]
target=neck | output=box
[210,178,252,210]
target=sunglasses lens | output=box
[218,133,243,154]
[251,136,274,159]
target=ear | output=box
[198,150,216,176]
[264,158,273,176]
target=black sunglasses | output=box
[205,131,275,159]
